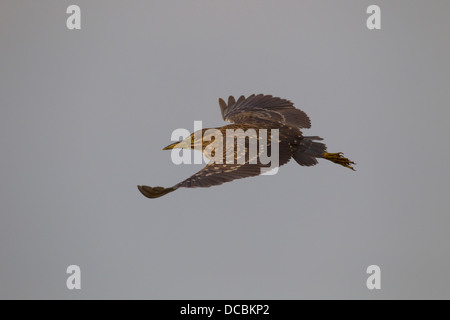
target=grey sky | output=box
[0,0,449,299]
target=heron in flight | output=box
[138,94,355,198]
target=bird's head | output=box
[163,130,204,150]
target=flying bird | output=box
[138,94,355,198]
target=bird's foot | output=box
[323,152,356,171]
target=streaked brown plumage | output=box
[138,94,355,198]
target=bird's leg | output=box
[323,152,356,171]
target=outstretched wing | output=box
[138,139,292,199]
[137,163,267,198]
[177,162,273,188]
[138,162,284,198]
[218,94,311,129]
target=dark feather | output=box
[220,94,311,129]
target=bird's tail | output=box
[292,136,326,167]
[293,136,355,170]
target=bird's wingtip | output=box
[138,185,176,199]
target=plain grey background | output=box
[1,0,449,299]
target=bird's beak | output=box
[163,141,182,150]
